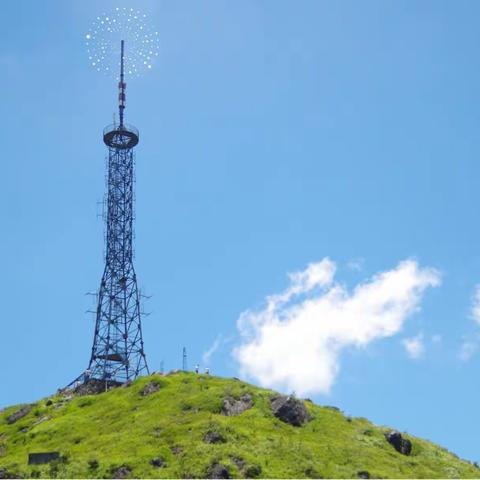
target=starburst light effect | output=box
[85,7,160,78]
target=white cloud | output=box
[460,338,478,362]
[202,335,223,365]
[234,259,441,396]
[458,286,480,362]
[402,334,425,359]
[347,258,365,272]
[471,285,480,326]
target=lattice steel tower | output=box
[85,40,149,383]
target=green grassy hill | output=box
[0,372,478,479]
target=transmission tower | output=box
[74,40,149,385]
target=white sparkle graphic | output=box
[85,8,160,78]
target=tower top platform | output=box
[103,123,139,149]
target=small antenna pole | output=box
[118,40,126,128]
[182,347,187,372]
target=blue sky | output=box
[2,0,480,463]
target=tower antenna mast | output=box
[119,39,126,128]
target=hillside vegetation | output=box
[0,372,478,478]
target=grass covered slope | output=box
[0,372,478,478]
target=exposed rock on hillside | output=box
[203,430,225,444]
[0,468,22,479]
[271,395,311,426]
[385,431,412,455]
[32,415,52,427]
[72,379,121,396]
[358,471,370,478]
[207,463,230,479]
[150,457,166,468]
[7,406,32,425]
[141,381,161,396]
[221,394,253,416]
[110,465,131,479]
